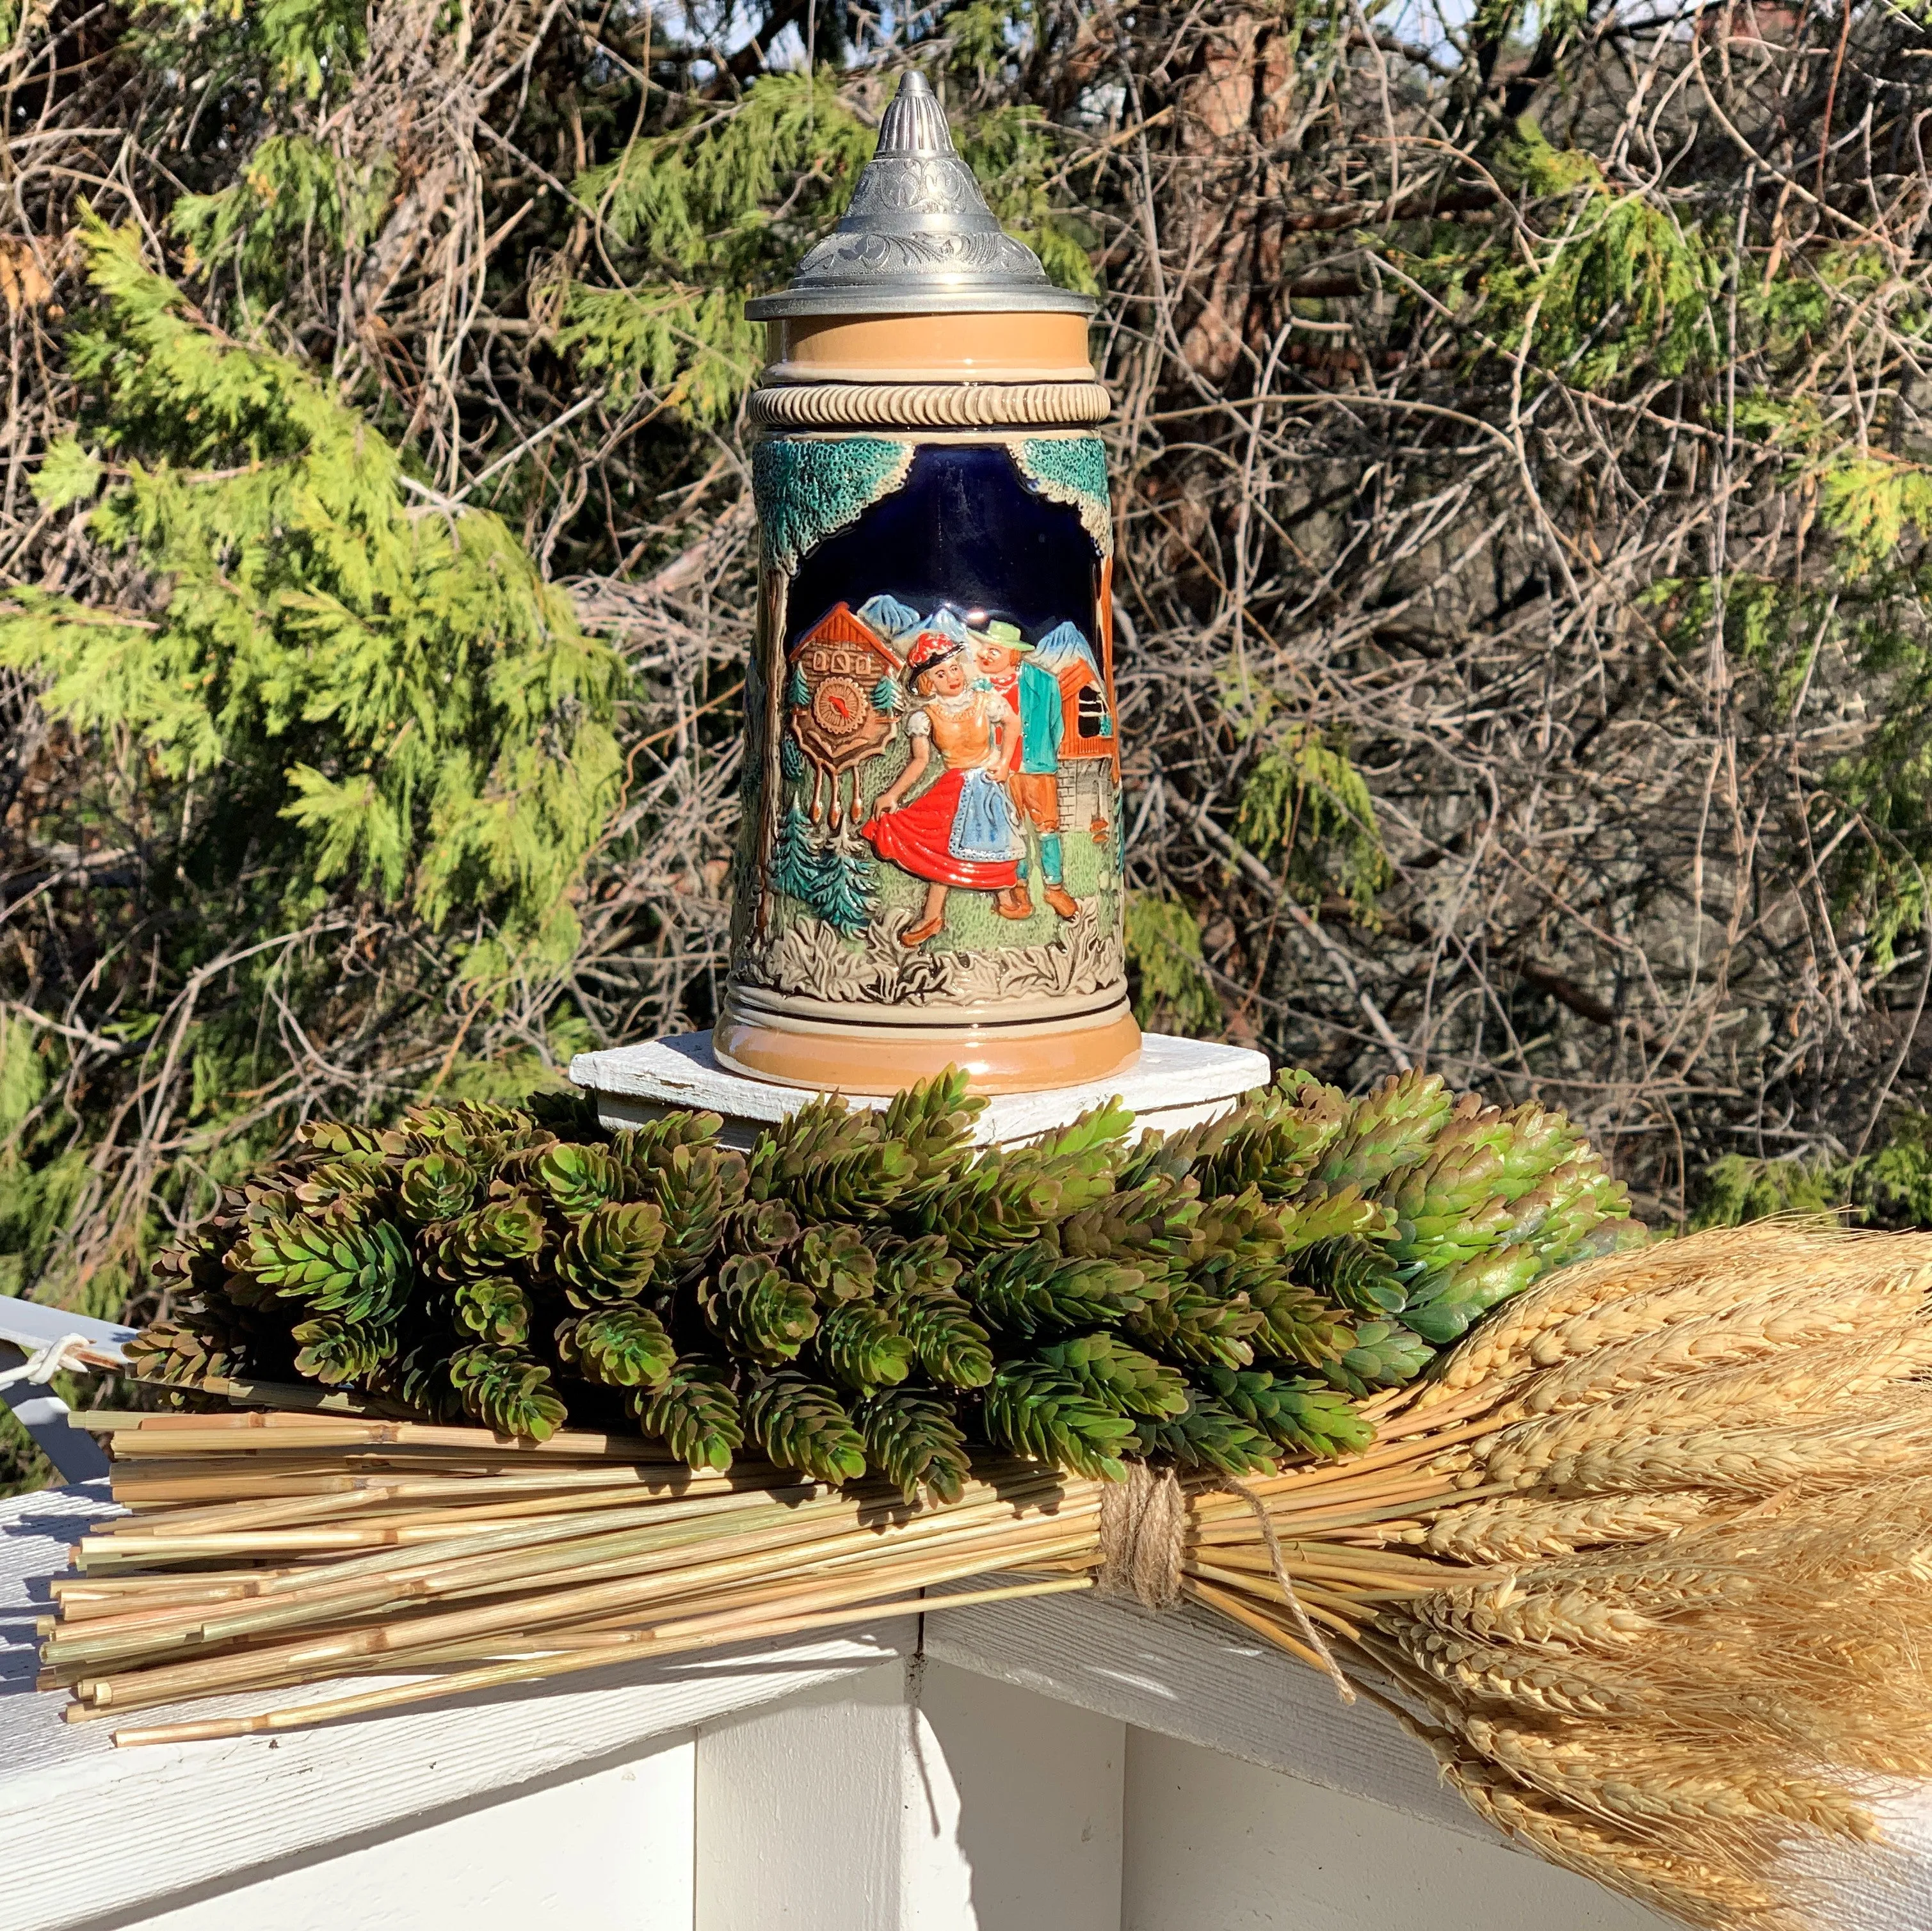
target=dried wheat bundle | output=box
[38,1211,1932,1930]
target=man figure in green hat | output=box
[971,616,1079,922]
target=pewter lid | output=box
[743,72,1095,320]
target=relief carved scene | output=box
[737,440,1125,1009]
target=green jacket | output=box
[1017,658,1063,774]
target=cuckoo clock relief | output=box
[784,602,904,831]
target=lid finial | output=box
[744,71,1095,321]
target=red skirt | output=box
[862,767,1022,890]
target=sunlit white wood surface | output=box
[570,1028,1270,1145]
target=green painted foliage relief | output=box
[754,438,916,577]
[1013,438,1111,556]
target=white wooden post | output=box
[1120,1726,1674,1931]
[906,1657,1124,1931]
[694,1656,1124,1931]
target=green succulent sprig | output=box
[556,1304,676,1390]
[638,1360,742,1473]
[856,1390,972,1504]
[814,1299,916,1393]
[745,1371,868,1484]
[132,1074,1642,1490]
[455,1276,533,1347]
[556,1201,665,1306]
[702,1253,819,1365]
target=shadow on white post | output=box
[695,1656,1125,1931]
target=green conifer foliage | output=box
[173,135,392,301]
[1234,727,1390,916]
[562,74,874,422]
[0,219,621,965]
[127,1071,1639,1492]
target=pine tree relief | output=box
[772,803,877,935]
[816,843,877,934]
[771,803,821,909]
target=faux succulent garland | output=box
[129,1069,1645,1498]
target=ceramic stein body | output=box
[715,77,1139,1094]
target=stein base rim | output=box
[711,1002,1142,1096]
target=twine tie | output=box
[1097,1463,1355,1705]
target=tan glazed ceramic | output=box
[716,72,1141,1094]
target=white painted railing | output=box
[0,1294,131,1482]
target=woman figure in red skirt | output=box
[862,629,1024,946]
